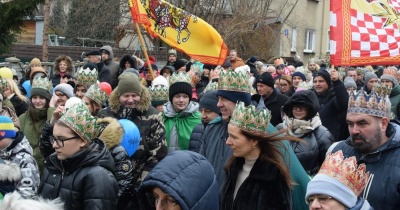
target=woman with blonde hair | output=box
[2,78,28,116]
[279,75,293,96]
[221,102,299,210]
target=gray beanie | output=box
[199,90,219,114]
[306,174,357,208]
[54,84,75,98]
[364,72,378,83]
[343,77,357,89]
[381,74,399,86]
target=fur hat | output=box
[0,116,16,139]
[0,191,64,210]
[54,84,75,98]
[118,72,142,97]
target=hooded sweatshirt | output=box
[101,46,120,89]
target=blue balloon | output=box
[22,80,32,98]
[118,119,141,157]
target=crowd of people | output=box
[0,46,399,210]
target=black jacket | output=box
[10,95,28,117]
[221,158,292,210]
[38,140,119,210]
[251,90,289,126]
[313,80,348,141]
[188,123,204,153]
[331,123,400,210]
[96,61,111,84]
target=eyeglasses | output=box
[50,135,80,147]
[306,195,333,205]
[146,192,178,209]
[292,105,307,111]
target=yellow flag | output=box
[128,0,228,65]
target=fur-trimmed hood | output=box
[53,55,74,75]
[108,84,151,113]
[0,159,21,182]
[97,117,124,150]
[0,191,64,210]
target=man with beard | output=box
[330,84,400,210]
[98,72,167,209]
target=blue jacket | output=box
[138,151,219,210]
[332,122,400,210]
[189,123,204,153]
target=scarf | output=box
[283,114,322,137]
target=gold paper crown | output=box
[296,81,312,90]
[229,102,271,134]
[318,151,370,197]
[0,78,9,93]
[348,84,391,118]
[31,77,52,91]
[204,82,218,92]
[75,67,98,86]
[218,70,251,93]
[168,72,194,87]
[168,48,177,55]
[85,84,108,106]
[149,85,169,101]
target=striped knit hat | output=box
[0,116,16,139]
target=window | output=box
[304,29,316,53]
[291,27,297,52]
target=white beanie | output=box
[152,75,169,88]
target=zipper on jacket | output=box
[50,158,65,180]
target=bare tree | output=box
[42,0,51,61]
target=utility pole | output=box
[42,0,51,61]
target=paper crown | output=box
[75,67,98,86]
[169,72,193,87]
[318,150,370,197]
[348,84,391,118]
[0,78,9,93]
[229,102,271,134]
[149,85,169,102]
[31,77,52,91]
[85,84,108,106]
[168,48,177,55]
[204,81,218,92]
[59,100,100,142]
[218,70,251,93]
[296,81,312,90]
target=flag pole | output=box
[134,22,155,80]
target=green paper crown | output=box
[85,84,108,106]
[169,72,193,87]
[229,102,271,134]
[31,77,52,91]
[0,78,9,93]
[204,82,218,92]
[149,85,169,102]
[76,67,98,86]
[218,70,251,93]
[60,100,100,142]
[372,83,392,96]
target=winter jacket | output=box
[19,107,55,173]
[9,94,28,117]
[0,158,21,197]
[0,106,20,129]
[251,89,289,126]
[0,132,40,199]
[331,122,400,210]
[199,117,231,186]
[389,84,400,119]
[38,140,119,210]
[96,61,111,83]
[188,123,204,153]
[277,90,334,175]
[98,84,167,208]
[162,101,201,151]
[101,46,120,89]
[221,157,292,210]
[0,191,64,210]
[313,80,349,141]
[137,151,219,210]
[51,55,75,87]
[119,55,137,75]
[38,121,55,159]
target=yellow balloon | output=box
[0,67,13,79]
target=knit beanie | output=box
[203,64,217,70]
[169,82,192,102]
[29,58,41,67]
[343,77,357,89]
[118,72,142,97]
[160,66,175,76]
[306,174,357,208]
[199,90,219,114]
[30,77,52,101]
[249,56,257,63]
[124,68,140,77]
[216,90,251,106]
[83,62,97,71]
[152,75,169,88]
[381,74,399,86]
[315,70,332,87]
[364,72,378,83]
[173,59,186,70]
[54,84,75,98]
[0,116,16,139]
[292,71,306,81]
[255,72,275,88]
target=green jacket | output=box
[390,85,400,119]
[162,101,201,151]
[19,107,55,173]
